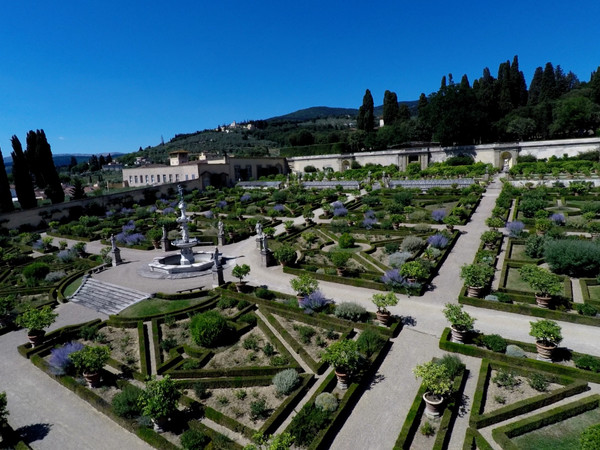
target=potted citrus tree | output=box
[413,361,453,418]
[290,273,319,301]
[146,228,163,249]
[273,245,297,267]
[231,264,251,292]
[371,292,398,326]
[399,260,429,283]
[138,375,181,432]
[15,306,58,348]
[70,345,111,387]
[530,319,562,362]
[460,263,495,298]
[519,264,562,308]
[321,339,361,389]
[329,251,352,276]
[443,303,476,343]
[443,215,461,231]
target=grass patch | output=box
[588,286,600,302]
[118,297,205,317]
[63,276,83,298]
[505,267,535,293]
[508,245,536,262]
[511,407,600,449]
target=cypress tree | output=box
[398,103,411,122]
[0,148,14,213]
[35,130,64,204]
[539,62,557,102]
[382,90,400,125]
[70,178,86,200]
[10,136,37,209]
[356,89,374,132]
[528,66,544,106]
[25,131,43,188]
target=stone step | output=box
[70,276,150,315]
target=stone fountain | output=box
[146,185,221,278]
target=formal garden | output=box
[5,160,600,449]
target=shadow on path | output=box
[17,422,52,444]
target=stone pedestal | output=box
[212,265,224,287]
[218,233,225,246]
[111,247,122,266]
[261,249,275,267]
[161,237,173,251]
[179,246,195,265]
[256,236,263,250]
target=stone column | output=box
[212,247,224,287]
[110,234,122,266]
[260,235,274,267]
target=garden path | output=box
[11,175,600,449]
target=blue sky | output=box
[1,1,599,155]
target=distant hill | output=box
[3,153,122,173]
[268,101,419,122]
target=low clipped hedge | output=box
[439,327,600,384]
[462,427,494,450]
[469,359,589,429]
[491,394,600,449]
[137,321,151,377]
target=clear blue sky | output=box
[1,0,599,155]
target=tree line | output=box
[355,56,600,149]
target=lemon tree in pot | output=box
[371,292,398,326]
[530,319,562,362]
[413,361,453,418]
[70,345,110,388]
[460,263,495,298]
[232,263,251,292]
[519,264,562,308]
[443,303,476,343]
[399,259,430,283]
[321,339,361,389]
[290,273,319,302]
[138,375,181,432]
[15,306,58,348]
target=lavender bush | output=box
[105,210,115,217]
[216,200,228,209]
[162,207,175,215]
[120,207,134,215]
[240,193,252,202]
[299,290,333,314]
[273,204,285,212]
[204,210,214,219]
[49,341,84,375]
[331,201,344,209]
[381,269,407,291]
[57,249,75,263]
[122,221,136,233]
[506,221,525,237]
[362,217,377,229]
[427,233,449,249]
[333,206,348,217]
[431,209,447,223]
[550,213,565,225]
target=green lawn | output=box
[588,285,600,302]
[508,244,536,261]
[118,297,205,318]
[511,407,600,450]
[63,276,83,298]
[504,267,535,292]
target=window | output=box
[169,174,173,182]
[145,175,149,183]
[191,174,195,180]
[129,176,133,183]
[151,175,154,183]
[175,174,179,182]
[134,175,138,183]
[185,174,189,180]
[163,174,167,183]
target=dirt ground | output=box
[272,314,339,361]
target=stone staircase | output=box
[69,276,151,315]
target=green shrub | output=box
[288,403,331,447]
[189,311,229,347]
[527,373,550,392]
[544,239,600,277]
[297,325,316,344]
[160,337,178,352]
[254,287,275,300]
[181,359,201,370]
[22,262,50,282]
[272,369,300,395]
[356,327,385,357]
[239,313,257,325]
[79,325,100,341]
[315,392,338,412]
[193,382,210,399]
[263,343,274,357]
[384,242,400,254]
[574,355,600,373]
[237,299,251,310]
[217,296,237,309]
[180,428,209,450]
[270,355,289,366]
[524,235,547,259]
[338,233,355,249]
[334,302,367,322]
[581,423,600,450]
[437,354,464,379]
[401,235,425,253]
[482,334,507,353]
[243,334,259,351]
[112,384,143,418]
[420,421,436,437]
[492,369,520,389]
[576,303,599,316]
[250,398,269,420]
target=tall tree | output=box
[10,136,37,209]
[25,131,44,188]
[528,67,544,106]
[0,148,14,213]
[539,62,557,102]
[382,90,400,125]
[356,89,374,132]
[35,130,64,204]
[69,177,86,200]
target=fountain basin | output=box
[149,251,215,274]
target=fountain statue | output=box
[172,185,198,265]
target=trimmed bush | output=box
[112,384,144,418]
[288,403,331,447]
[401,235,425,253]
[334,302,367,322]
[338,233,355,249]
[315,392,338,412]
[217,296,237,310]
[483,334,507,353]
[22,262,50,282]
[189,311,229,347]
[272,369,300,395]
[254,287,275,300]
[574,355,600,373]
[180,428,209,450]
[544,239,600,277]
[576,303,599,317]
[581,423,600,450]
[524,235,546,259]
[357,327,385,357]
[505,345,527,358]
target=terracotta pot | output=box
[423,393,445,418]
[335,370,350,389]
[467,285,483,298]
[450,327,469,344]
[83,372,101,388]
[535,295,552,309]
[376,310,392,327]
[236,281,248,293]
[535,340,556,362]
[27,330,46,348]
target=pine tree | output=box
[70,178,86,200]
[0,148,14,213]
[10,136,37,209]
[356,89,374,132]
[382,90,400,125]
